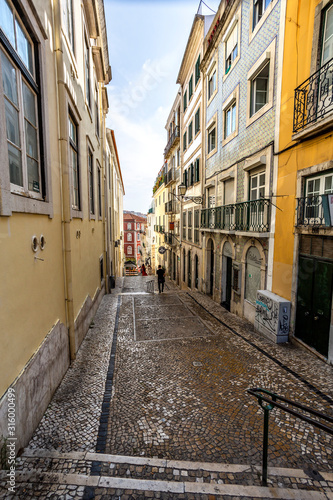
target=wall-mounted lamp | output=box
[171,183,203,205]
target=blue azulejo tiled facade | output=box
[201,0,282,324]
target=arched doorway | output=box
[245,246,261,305]
[221,241,233,311]
[188,250,192,288]
[194,254,199,289]
[207,238,214,295]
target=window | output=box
[194,210,200,245]
[69,114,80,209]
[62,0,74,52]
[97,162,102,217]
[189,75,193,100]
[127,233,132,241]
[128,245,132,254]
[195,108,200,135]
[225,102,236,139]
[183,90,187,112]
[208,67,216,100]
[127,223,132,229]
[88,148,94,214]
[188,121,193,144]
[247,40,275,125]
[195,54,201,85]
[84,35,91,108]
[322,5,333,65]
[250,171,265,200]
[208,126,216,154]
[182,212,186,240]
[194,158,200,183]
[250,63,269,117]
[225,23,238,74]
[253,0,272,30]
[183,131,187,152]
[1,0,42,197]
[137,233,140,241]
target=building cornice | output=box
[177,14,204,84]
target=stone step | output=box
[0,449,332,499]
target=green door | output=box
[296,257,332,357]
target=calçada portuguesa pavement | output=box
[1,276,333,500]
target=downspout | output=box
[52,0,76,360]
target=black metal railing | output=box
[248,388,333,486]
[201,199,271,232]
[165,200,175,213]
[293,58,333,132]
[164,126,180,157]
[165,168,176,186]
[296,195,331,227]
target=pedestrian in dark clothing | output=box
[156,265,165,293]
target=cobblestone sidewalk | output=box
[1,276,333,499]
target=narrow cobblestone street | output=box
[1,277,333,499]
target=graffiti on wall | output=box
[255,291,290,335]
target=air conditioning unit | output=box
[255,290,291,344]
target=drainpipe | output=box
[52,0,76,360]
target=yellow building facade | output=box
[0,0,119,450]
[273,0,333,363]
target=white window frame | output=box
[222,85,239,146]
[127,223,132,230]
[246,39,276,127]
[206,112,217,158]
[127,245,132,255]
[207,58,218,105]
[223,8,241,81]
[127,233,132,241]
[249,0,278,43]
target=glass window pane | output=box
[1,51,18,105]
[27,157,39,192]
[23,82,36,126]
[15,19,33,73]
[25,120,38,159]
[0,0,15,46]
[8,142,23,186]
[5,99,20,146]
[325,175,333,194]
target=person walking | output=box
[141,263,147,276]
[156,265,165,293]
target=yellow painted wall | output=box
[272,0,332,300]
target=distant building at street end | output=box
[123,212,147,273]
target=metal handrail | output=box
[248,388,333,486]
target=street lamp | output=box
[177,182,203,205]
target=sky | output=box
[104,0,220,214]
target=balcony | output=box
[165,167,177,186]
[164,232,174,245]
[154,225,165,233]
[201,199,271,233]
[165,200,176,214]
[296,195,332,227]
[293,58,333,134]
[164,126,180,158]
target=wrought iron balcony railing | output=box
[296,195,332,227]
[293,58,333,133]
[165,167,177,186]
[154,224,164,233]
[165,200,175,214]
[164,126,180,158]
[201,199,271,232]
[164,232,176,245]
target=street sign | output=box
[158,246,166,254]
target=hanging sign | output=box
[158,246,166,254]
